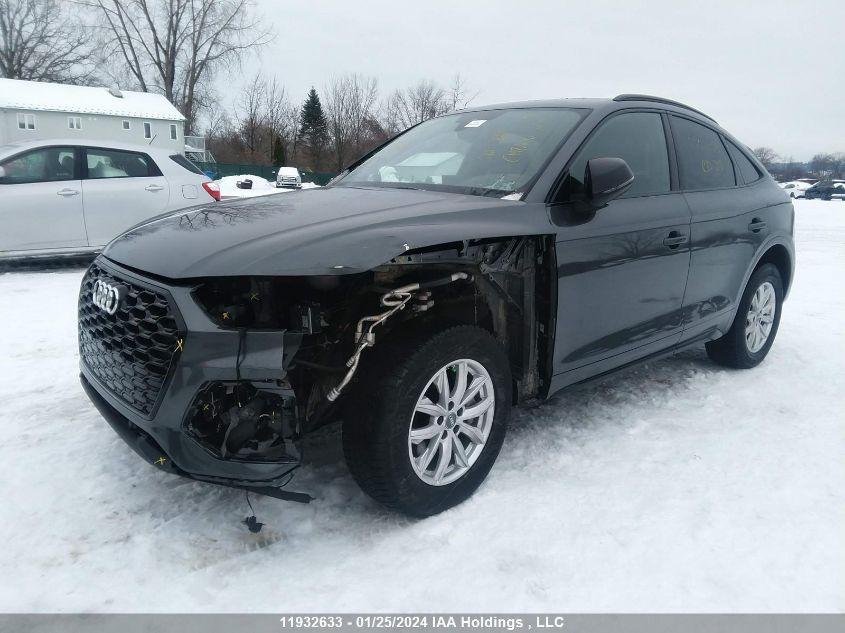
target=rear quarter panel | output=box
[680,179,793,344]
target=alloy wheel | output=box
[745,281,776,353]
[408,359,495,486]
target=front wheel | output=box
[706,263,783,368]
[343,326,511,517]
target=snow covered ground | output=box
[0,199,842,613]
[215,174,319,199]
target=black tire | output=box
[706,263,783,369]
[342,325,511,517]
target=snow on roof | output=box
[0,78,185,121]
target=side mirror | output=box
[585,157,634,207]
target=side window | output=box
[122,120,131,130]
[671,116,735,190]
[0,147,75,184]
[169,124,178,140]
[68,116,82,130]
[726,140,762,184]
[17,113,36,130]
[85,148,154,179]
[169,154,204,175]
[143,122,152,139]
[563,112,670,198]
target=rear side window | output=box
[726,141,762,184]
[0,147,75,184]
[85,148,158,179]
[169,154,204,175]
[564,112,670,198]
[671,116,735,190]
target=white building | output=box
[0,78,189,154]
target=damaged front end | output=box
[80,234,551,501]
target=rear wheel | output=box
[706,263,783,368]
[343,325,511,517]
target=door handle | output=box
[663,231,689,249]
[748,218,768,233]
[145,184,165,192]
[56,188,79,197]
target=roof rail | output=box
[612,94,717,123]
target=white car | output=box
[779,180,812,198]
[276,166,302,189]
[0,139,219,261]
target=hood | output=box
[102,186,549,278]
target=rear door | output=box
[551,111,692,380]
[0,146,88,253]
[81,147,169,247]
[671,115,770,343]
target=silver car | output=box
[0,139,219,261]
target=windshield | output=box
[336,107,588,197]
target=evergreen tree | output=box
[271,133,285,166]
[299,87,329,170]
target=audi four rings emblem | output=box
[92,280,123,315]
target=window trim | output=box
[169,153,204,175]
[122,120,131,131]
[169,123,178,140]
[143,121,152,139]
[667,113,738,193]
[16,113,36,131]
[550,107,676,203]
[723,137,763,186]
[81,146,162,180]
[0,144,79,185]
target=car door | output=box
[670,116,771,344]
[81,147,169,247]
[0,145,88,253]
[549,111,692,383]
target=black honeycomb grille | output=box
[78,262,183,417]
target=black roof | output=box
[457,95,717,125]
[613,94,717,123]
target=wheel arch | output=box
[753,242,794,298]
[371,235,557,404]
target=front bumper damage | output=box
[79,257,313,502]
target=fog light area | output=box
[184,381,299,461]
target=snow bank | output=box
[0,200,842,612]
[214,175,320,199]
[215,174,278,199]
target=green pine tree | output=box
[299,87,329,170]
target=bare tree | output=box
[86,0,274,133]
[234,73,267,159]
[263,76,299,165]
[752,147,779,171]
[446,73,478,111]
[0,0,97,83]
[324,73,379,170]
[282,102,301,165]
[386,79,448,132]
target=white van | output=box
[276,166,302,189]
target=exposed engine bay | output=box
[182,236,554,465]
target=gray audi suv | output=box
[79,95,794,516]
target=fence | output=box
[194,162,337,186]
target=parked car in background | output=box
[79,95,794,517]
[804,180,845,200]
[276,166,302,188]
[0,139,219,261]
[779,180,812,198]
